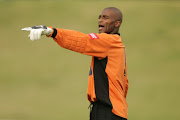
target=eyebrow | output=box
[98,15,110,19]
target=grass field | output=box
[0,0,180,120]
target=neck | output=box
[110,28,119,34]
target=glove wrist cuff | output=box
[46,27,57,38]
[51,28,57,38]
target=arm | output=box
[47,28,115,58]
[22,25,118,58]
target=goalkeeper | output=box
[22,7,129,120]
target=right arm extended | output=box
[47,28,118,58]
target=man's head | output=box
[98,7,123,34]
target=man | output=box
[22,7,129,120]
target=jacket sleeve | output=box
[47,28,115,58]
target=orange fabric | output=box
[47,28,129,119]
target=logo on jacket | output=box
[88,33,99,39]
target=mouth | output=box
[99,25,104,31]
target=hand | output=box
[21,25,53,41]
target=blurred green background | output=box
[0,0,180,120]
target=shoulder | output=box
[95,33,119,39]
[97,33,122,43]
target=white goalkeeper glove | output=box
[21,25,53,41]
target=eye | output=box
[103,15,109,19]
[98,15,110,20]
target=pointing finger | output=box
[21,27,32,31]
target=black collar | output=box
[107,33,120,36]
[114,33,120,36]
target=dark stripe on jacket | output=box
[93,57,112,107]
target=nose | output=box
[98,17,103,23]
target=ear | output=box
[115,21,121,28]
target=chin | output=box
[99,31,105,33]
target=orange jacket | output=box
[47,28,129,119]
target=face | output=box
[98,9,118,34]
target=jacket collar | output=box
[107,33,120,36]
[114,33,120,36]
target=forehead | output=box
[100,9,115,18]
